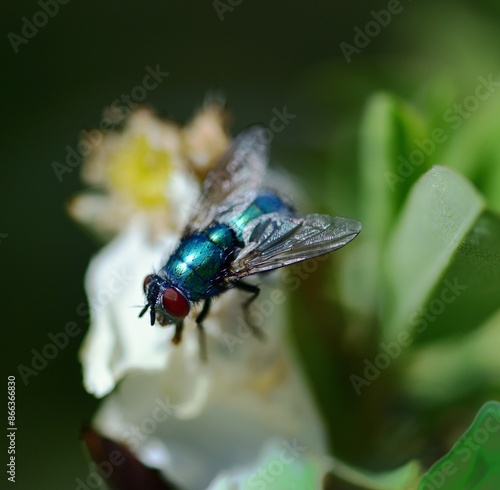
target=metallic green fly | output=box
[140,126,361,349]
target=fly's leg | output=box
[171,320,184,345]
[195,298,211,361]
[234,281,265,340]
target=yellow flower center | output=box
[108,134,172,210]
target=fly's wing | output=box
[184,126,269,234]
[228,214,361,278]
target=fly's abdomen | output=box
[229,192,293,240]
[162,223,237,301]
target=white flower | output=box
[81,218,327,488]
[68,105,229,240]
[75,105,328,489]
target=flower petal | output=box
[80,219,178,397]
[89,284,327,489]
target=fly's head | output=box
[140,274,190,326]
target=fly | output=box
[140,126,361,353]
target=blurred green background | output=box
[3,1,500,488]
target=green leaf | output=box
[338,94,428,318]
[382,165,493,342]
[206,444,329,490]
[439,83,500,214]
[402,307,500,404]
[418,210,500,342]
[419,401,500,489]
[240,459,322,490]
[359,93,428,251]
[326,458,422,490]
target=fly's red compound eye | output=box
[143,275,154,292]
[162,287,190,319]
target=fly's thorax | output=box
[161,224,238,301]
[205,222,237,249]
